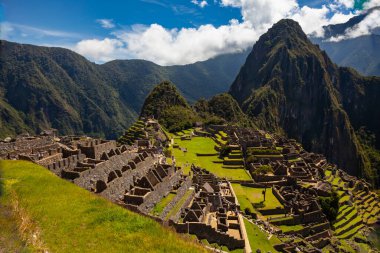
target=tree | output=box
[262,187,267,202]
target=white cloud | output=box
[76,20,257,65]
[363,0,380,9]
[191,0,208,8]
[334,0,354,9]
[291,5,330,37]
[71,0,377,65]
[329,9,380,41]
[74,38,127,62]
[96,19,115,29]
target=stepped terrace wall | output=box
[172,222,245,250]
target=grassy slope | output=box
[0,160,206,253]
[171,136,251,180]
[243,219,280,252]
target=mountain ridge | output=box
[0,39,249,139]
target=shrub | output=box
[219,145,232,158]
[318,191,339,222]
[164,148,172,158]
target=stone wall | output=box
[101,158,154,202]
[46,154,85,176]
[138,170,183,213]
[172,222,245,250]
[78,140,117,160]
[37,153,63,167]
[74,152,138,188]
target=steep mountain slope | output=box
[194,93,253,127]
[0,41,136,139]
[0,40,248,139]
[313,7,380,76]
[229,19,380,183]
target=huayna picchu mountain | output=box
[0,40,248,139]
[230,19,380,184]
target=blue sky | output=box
[1,0,377,65]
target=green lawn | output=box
[244,219,281,252]
[278,224,304,233]
[151,192,176,216]
[0,160,206,253]
[171,137,251,180]
[232,184,283,210]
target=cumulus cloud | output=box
[74,38,127,62]
[72,0,373,65]
[96,19,115,29]
[77,20,257,65]
[191,0,208,8]
[363,0,380,9]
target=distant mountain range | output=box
[313,7,380,76]
[0,40,248,139]
[229,19,380,185]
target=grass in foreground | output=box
[171,137,251,180]
[0,160,206,253]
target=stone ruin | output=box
[170,166,246,251]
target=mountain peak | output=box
[264,19,308,43]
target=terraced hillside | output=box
[167,129,251,180]
[0,160,206,253]
[324,168,380,241]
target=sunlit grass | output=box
[0,160,206,253]
[171,137,250,180]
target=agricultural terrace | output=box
[170,132,250,180]
[243,218,281,253]
[232,183,283,213]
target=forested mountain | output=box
[0,40,248,139]
[229,19,380,184]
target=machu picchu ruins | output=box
[1,117,379,253]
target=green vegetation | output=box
[0,160,205,253]
[151,192,176,216]
[197,93,252,127]
[171,137,250,180]
[247,147,281,156]
[319,191,339,222]
[243,219,281,253]
[229,18,380,184]
[166,189,194,221]
[0,185,30,252]
[140,81,190,120]
[219,144,232,158]
[278,224,304,233]
[0,40,250,139]
[118,120,146,145]
[232,184,283,211]
[356,127,380,186]
[251,165,274,175]
[160,106,200,133]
